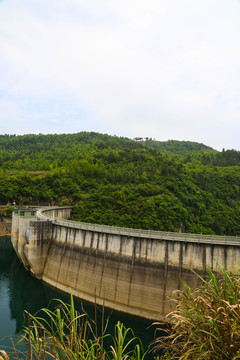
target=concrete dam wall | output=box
[11,207,240,320]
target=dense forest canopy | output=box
[1,132,240,236]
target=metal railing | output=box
[37,207,240,246]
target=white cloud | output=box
[0,0,240,149]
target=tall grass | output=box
[152,265,240,360]
[6,293,147,360]
[6,265,240,359]
[0,350,10,360]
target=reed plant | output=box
[152,265,240,360]
[6,293,147,360]
[0,350,9,360]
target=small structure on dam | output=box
[11,206,240,320]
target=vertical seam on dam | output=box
[162,240,169,315]
[178,242,183,289]
[56,243,66,284]
[224,246,227,270]
[83,230,86,247]
[127,262,134,306]
[75,250,82,291]
[211,245,214,270]
[202,245,206,274]
[90,232,94,248]
[114,262,120,301]
[98,254,105,299]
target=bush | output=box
[8,293,147,360]
[153,266,240,360]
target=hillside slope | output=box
[1,132,240,236]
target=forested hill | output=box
[138,138,214,154]
[1,132,240,236]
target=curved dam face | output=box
[11,207,240,320]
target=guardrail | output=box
[37,207,240,246]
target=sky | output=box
[0,0,240,151]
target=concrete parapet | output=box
[38,207,72,220]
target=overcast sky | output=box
[0,0,240,150]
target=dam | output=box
[11,206,240,320]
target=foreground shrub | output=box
[153,266,240,360]
[0,350,9,360]
[12,293,147,360]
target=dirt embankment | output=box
[0,207,12,236]
[0,221,11,236]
